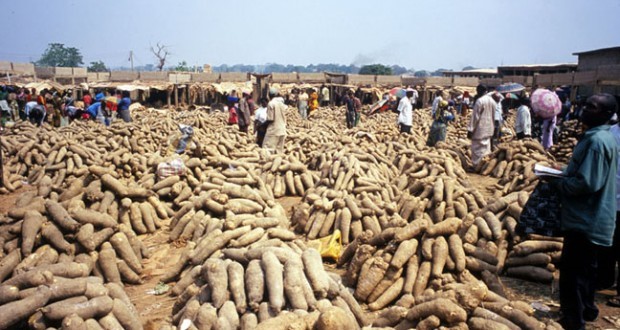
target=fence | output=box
[2,61,619,94]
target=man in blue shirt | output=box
[550,93,618,330]
[117,91,132,122]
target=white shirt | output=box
[397,96,412,126]
[255,106,267,124]
[610,124,620,209]
[432,96,442,116]
[409,90,419,105]
[321,87,330,102]
[492,92,504,122]
[515,105,531,135]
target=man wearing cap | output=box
[467,85,497,167]
[397,89,414,133]
[263,88,287,153]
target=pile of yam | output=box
[0,103,567,329]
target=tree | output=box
[87,60,108,72]
[36,43,83,67]
[390,65,408,75]
[175,61,190,72]
[359,64,392,75]
[414,70,431,77]
[462,66,477,71]
[150,43,170,71]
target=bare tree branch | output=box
[150,42,170,71]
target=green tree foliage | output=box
[175,61,191,71]
[87,60,108,72]
[36,43,83,67]
[462,65,477,71]
[390,65,408,75]
[431,68,452,76]
[414,70,431,77]
[359,64,393,75]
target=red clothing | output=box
[83,95,92,106]
[228,107,238,124]
[37,95,46,106]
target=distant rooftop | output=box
[444,68,498,75]
[573,46,620,56]
[498,63,577,69]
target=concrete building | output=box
[572,46,620,96]
[497,63,577,77]
[442,68,499,79]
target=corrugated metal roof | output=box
[572,46,620,56]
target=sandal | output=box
[607,296,620,308]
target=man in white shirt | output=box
[468,85,498,167]
[515,97,532,139]
[298,90,308,119]
[397,89,414,133]
[431,90,443,116]
[492,91,505,149]
[321,85,330,107]
[263,88,287,154]
[409,86,419,109]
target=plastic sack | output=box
[167,124,195,155]
[517,181,562,237]
[157,157,186,180]
[307,229,342,262]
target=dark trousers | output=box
[516,132,531,140]
[560,231,600,330]
[399,124,411,134]
[492,119,501,148]
[346,110,355,128]
[118,109,132,122]
[597,212,620,293]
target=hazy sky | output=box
[1,0,619,71]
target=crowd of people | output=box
[465,84,620,330]
[0,86,133,128]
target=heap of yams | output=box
[0,105,563,329]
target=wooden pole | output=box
[186,84,191,106]
[167,90,171,109]
[174,85,179,108]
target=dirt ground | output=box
[1,181,619,329]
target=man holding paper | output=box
[548,94,618,330]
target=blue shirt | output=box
[117,97,131,111]
[550,125,618,246]
[87,102,101,118]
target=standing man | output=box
[298,89,308,119]
[409,86,419,110]
[237,91,252,133]
[492,91,505,149]
[343,90,356,128]
[117,91,132,122]
[353,90,362,126]
[431,90,443,116]
[321,84,330,107]
[549,94,618,330]
[397,88,414,133]
[515,97,532,139]
[467,85,497,167]
[263,88,287,153]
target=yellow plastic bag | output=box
[307,230,342,262]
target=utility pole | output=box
[129,51,134,72]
